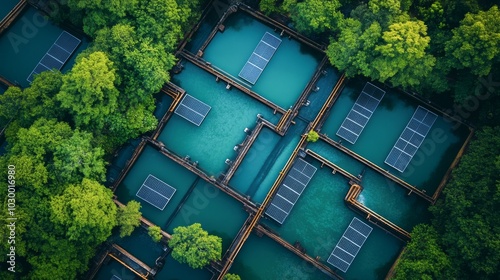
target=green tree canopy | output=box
[290,0,343,34]
[117,200,142,237]
[50,178,117,244]
[148,225,163,242]
[169,223,222,269]
[57,51,119,129]
[445,5,500,76]
[223,273,241,280]
[392,224,451,279]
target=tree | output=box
[169,223,222,269]
[290,0,343,34]
[392,224,451,279]
[223,273,241,280]
[431,127,500,277]
[148,225,163,242]
[50,178,117,244]
[306,130,319,142]
[371,19,436,88]
[117,201,142,237]
[57,51,119,129]
[445,6,500,76]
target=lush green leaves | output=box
[148,225,163,242]
[290,0,343,34]
[223,273,241,280]
[117,201,142,237]
[50,178,117,244]
[169,223,222,269]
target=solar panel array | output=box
[174,94,211,126]
[336,83,386,144]
[27,31,81,83]
[265,158,317,224]
[136,175,176,210]
[385,106,438,172]
[238,32,282,84]
[327,217,373,273]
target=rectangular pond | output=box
[202,11,321,109]
[321,78,470,193]
[154,254,213,280]
[157,62,280,176]
[115,144,199,230]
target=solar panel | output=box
[336,83,385,144]
[238,32,281,85]
[265,159,317,224]
[327,218,373,272]
[27,31,81,83]
[385,106,437,172]
[174,94,211,126]
[136,175,176,210]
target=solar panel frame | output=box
[136,175,176,211]
[385,106,438,172]
[174,94,212,126]
[27,31,81,83]
[327,217,373,272]
[336,83,385,144]
[238,32,282,85]
[265,159,316,224]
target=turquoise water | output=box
[359,169,431,232]
[262,159,404,279]
[166,180,248,252]
[308,139,365,176]
[229,126,281,198]
[229,234,332,280]
[321,79,469,193]
[111,227,165,268]
[0,7,89,87]
[154,92,173,120]
[298,66,340,122]
[154,254,213,280]
[115,145,199,230]
[0,0,19,20]
[158,62,280,176]
[203,12,321,109]
[252,119,306,203]
[94,259,137,280]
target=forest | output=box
[0,0,498,279]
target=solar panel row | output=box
[336,83,386,144]
[327,217,373,273]
[27,31,81,83]
[384,106,437,172]
[265,159,317,224]
[238,32,282,85]
[174,94,212,126]
[136,175,176,210]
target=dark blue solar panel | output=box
[55,31,80,53]
[136,186,169,210]
[136,175,176,210]
[328,218,372,272]
[33,63,50,74]
[272,195,294,213]
[303,164,317,178]
[262,32,282,48]
[47,44,68,61]
[239,63,262,84]
[288,169,310,185]
[409,133,424,146]
[144,175,176,199]
[423,112,438,126]
[174,94,211,126]
[277,186,300,204]
[40,55,63,70]
[248,53,267,69]
[413,107,427,121]
[336,127,358,144]
[342,119,363,135]
[352,104,372,118]
[183,94,211,116]
[254,41,275,60]
[282,176,306,194]
[347,111,369,127]
[293,158,307,172]
[175,105,204,126]
[265,204,287,224]
[363,83,385,100]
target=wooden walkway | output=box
[311,74,346,130]
[197,4,238,56]
[320,135,434,203]
[344,184,411,240]
[255,224,342,279]
[306,149,361,184]
[0,0,27,35]
[109,244,151,279]
[0,75,14,88]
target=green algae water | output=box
[321,78,469,193]
[115,145,198,229]
[166,180,248,252]
[0,7,88,88]
[158,62,280,176]
[203,12,321,109]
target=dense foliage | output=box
[0,0,200,278]
[169,223,222,269]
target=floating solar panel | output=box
[136,175,176,210]
[27,31,81,83]
[238,32,282,84]
[327,217,373,273]
[336,83,385,144]
[174,94,211,126]
[385,106,438,172]
[265,158,317,224]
